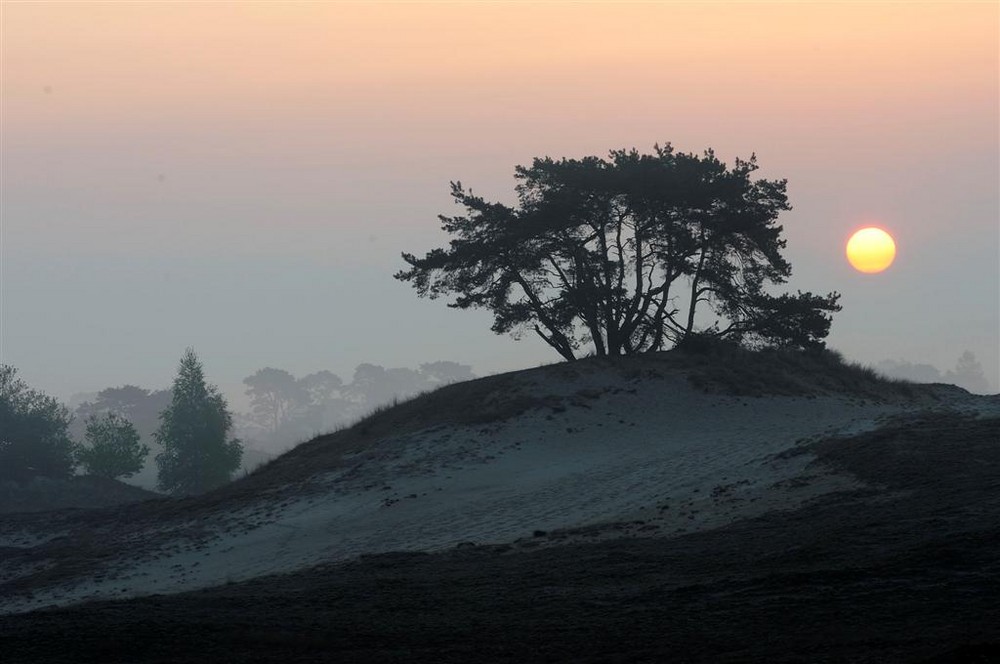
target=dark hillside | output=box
[0,476,160,515]
[2,413,997,663]
[224,344,946,496]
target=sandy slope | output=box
[0,363,989,615]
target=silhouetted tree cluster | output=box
[397,144,841,360]
[0,365,75,482]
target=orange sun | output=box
[846,227,896,273]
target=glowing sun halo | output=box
[846,227,896,273]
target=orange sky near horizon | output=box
[4,2,996,143]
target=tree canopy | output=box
[70,384,171,487]
[77,412,149,480]
[155,349,242,495]
[72,385,171,442]
[397,145,841,360]
[0,365,75,482]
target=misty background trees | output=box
[66,358,478,490]
[238,361,475,451]
[397,145,841,359]
[876,351,990,394]
[0,355,475,492]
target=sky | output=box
[2,1,998,408]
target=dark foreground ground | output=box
[2,412,998,663]
[0,475,160,514]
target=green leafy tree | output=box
[155,349,242,495]
[397,144,841,359]
[70,385,172,489]
[76,412,149,480]
[0,365,76,482]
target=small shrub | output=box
[77,412,149,480]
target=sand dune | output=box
[1,357,994,616]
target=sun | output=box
[846,227,896,273]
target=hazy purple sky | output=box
[2,2,997,406]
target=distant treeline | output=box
[237,361,476,449]
[2,350,239,495]
[65,361,476,490]
[875,351,991,394]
